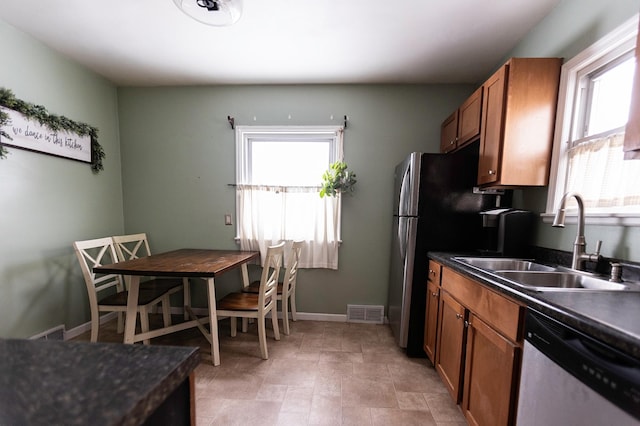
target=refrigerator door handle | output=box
[398,216,408,260]
[398,162,412,216]
[393,152,421,217]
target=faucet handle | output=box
[584,240,603,264]
[593,240,602,256]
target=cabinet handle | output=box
[429,269,436,276]
[449,140,455,145]
[432,292,438,297]
[455,313,463,320]
[464,320,469,328]
[488,169,495,175]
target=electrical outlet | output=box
[224,214,232,225]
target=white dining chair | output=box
[216,241,285,360]
[112,233,188,324]
[73,236,176,344]
[242,240,303,334]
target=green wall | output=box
[116,84,474,313]
[2,0,639,337]
[0,20,123,337]
[506,0,640,261]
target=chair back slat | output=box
[258,242,285,308]
[112,233,152,261]
[282,240,303,295]
[73,237,124,301]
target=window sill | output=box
[541,212,640,226]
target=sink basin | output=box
[451,256,640,292]
[494,271,635,292]
[453,257,557,272]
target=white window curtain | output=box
[236,185,342,269]
[235,125,344,269]
[566,132,640,208]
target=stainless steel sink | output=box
[451,256,640,292]
[453,257,557,272]
[494,271,635,292]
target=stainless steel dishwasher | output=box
[516,309,640,425]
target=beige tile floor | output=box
[73,316,467,426]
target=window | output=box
[546,15,640,224]
[235,125,344,269]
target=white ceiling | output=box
[0,0,561,87]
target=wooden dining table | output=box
[93,248,260,366]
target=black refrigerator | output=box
[387,148,506,356]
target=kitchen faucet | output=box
[552,192,602,271]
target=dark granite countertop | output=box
[429,251,640,360]
[0,339,199,426]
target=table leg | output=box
[241,263,250,289]
[206,277,220,366]
[183,277,190,321]
[124,275,140,344]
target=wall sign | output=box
[0,106,92,163]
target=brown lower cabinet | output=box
[433,265,524,426]
[462,314,520,426]
[424,261,442,363]
[423,279,440,363]
[435,290,467,402]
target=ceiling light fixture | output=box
[173,0,243,26]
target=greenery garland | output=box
[0,88,104,172]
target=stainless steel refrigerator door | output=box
[387,215,418,348]
[394,152,421,217]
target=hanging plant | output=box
[0,88,104,172]
[320,161,357,198]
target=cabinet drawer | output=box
[428,260,442,285]
[442,267,523,342]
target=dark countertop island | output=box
[0,339,199,426]
[429,251,640,360]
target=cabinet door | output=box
[435,291,467,403]
[462,314,520,426]
[478,65,506,185]
[440,110,459,153]
[458,87,483,147]
[423,279,440,363]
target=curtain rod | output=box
[227,184,321,188]
[227,115,348,130]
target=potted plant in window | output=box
[319,161,357,198]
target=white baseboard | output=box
[295,312,348,322]
[64,312,118,340]
[62,308,384,341]
[29,324,65,340]
[169,306,348,322]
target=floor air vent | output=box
[347,304,385,324]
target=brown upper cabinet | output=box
[440,110,459,153]
[477,58,562,187]
[440,87,483,153]
[624,23,640,160]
